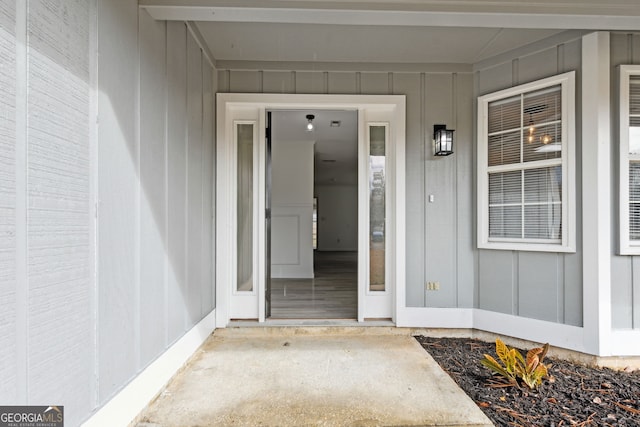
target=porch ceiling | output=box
[141,0,640,66]
[195,22,562,64]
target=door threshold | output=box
[228,319,395,327]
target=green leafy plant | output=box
[480,338,550,389]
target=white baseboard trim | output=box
[396,307,473,328]
[473,309,585,353]
[396,307,588,353]
[82,309,217,427]
[611,330,640,356]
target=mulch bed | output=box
[415,336,640,426]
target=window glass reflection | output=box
[369,126,385,292]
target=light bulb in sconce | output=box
[542,134,551,145]
[306,114,315,131]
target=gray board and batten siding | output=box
[611,33,640,330]
[217,67,476,310]
[474,33,584,327]
[0,2,216,425]
[97,4,216,419]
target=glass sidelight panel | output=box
[369,125,386,292]
[237,123,254,292]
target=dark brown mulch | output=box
[415,336,640,427]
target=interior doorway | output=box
[267,110,359,319]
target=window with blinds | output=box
[619,66,640,254]
[478,72,575,252]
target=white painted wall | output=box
[271,139,314,278]
[315,185,358,251]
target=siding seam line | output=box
[15,0,29,404]
[163,19,170,348]
[421,72,426,307]
[134,5,142,371]
[90,0,100,409]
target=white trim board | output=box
[473,309,585,353]
[396,307,474,329]
[581,31,612,356]
[397,307,587,353]
[81,309,216,427]
[611,330,640,356]
[140,4,640,31]
[216,93,406,327]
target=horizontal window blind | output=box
[486,85,563,241]
[628,76,640,241]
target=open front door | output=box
[265,111,272,318]
[217,105,265,322]
[217,94,404,327]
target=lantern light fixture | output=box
[306,114,315,131]
[433,124,454,156]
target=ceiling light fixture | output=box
[306,114,315,131]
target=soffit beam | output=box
[140,0,640,30]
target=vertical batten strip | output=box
[452,72,459,307]
[134,0,142,371]
[89,0,99,410]
[557,44,565,74]
[473,69,481,309]
[15,0,28,405]
[163,20,170,347]
[183,23,190,330]
[420,72,426,306]
[513,252,519,315]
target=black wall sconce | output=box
[433,124,454,156]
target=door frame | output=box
[216,93,406,326]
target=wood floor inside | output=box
[270,251,357,319]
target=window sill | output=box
[618,244,640,256]
[478,241,576,253]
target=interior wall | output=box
[315,185,358,251]
[218,67,475,308]
[0,0,215,424]
[270,138,315,278]
[610,32,640,330]
[474,33,584,327]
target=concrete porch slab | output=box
[136,328,493,426]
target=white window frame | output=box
[477,71,576,252]
[619,65,640,255]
